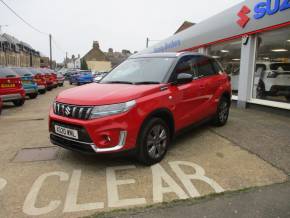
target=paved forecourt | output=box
[0,83,287,218]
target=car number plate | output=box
[54,125,79,139]
[1,83,15,88]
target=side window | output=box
[196,56,217,78]
[173,56,198,80]
[211,59,223,74]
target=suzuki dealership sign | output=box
[254,0,290,19]
[139,0,290,54]
[237,0,290,28]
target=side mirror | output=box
[176,73,193,85]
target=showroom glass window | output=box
[253,27,290,103]
[208,39,242,95]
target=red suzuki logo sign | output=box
[237,6,251,28]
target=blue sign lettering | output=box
[254,0,290,19]
[153,40,181,53]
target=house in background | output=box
[81,41,133,72]
[0,33,41,67]
[82,41,111,72]
[65,54,81,69]
[105,48,132,68]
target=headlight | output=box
[89,100,136,119]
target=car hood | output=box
[56,83,163,105]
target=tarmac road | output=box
[0,82,288,218]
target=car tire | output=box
[39,89,46,94]
[212,96,230,127]
[77,82,81,86]
[47,87,52,91]
[256,81,266,99]
[28,93,38,99]
[69,81,73,85]
[137,117,170,166]
[13,99,25,107]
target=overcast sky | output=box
[1,0,243,62]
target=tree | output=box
[81,59,88,70]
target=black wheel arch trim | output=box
[139,108,175,140]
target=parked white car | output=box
[230,62,290,101]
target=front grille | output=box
[53,102,93,120]
[51,121,93,143]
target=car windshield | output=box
[101,57,175,84]
[270,63,290,72]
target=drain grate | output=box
[13,147,59,162]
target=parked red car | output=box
[29,68,47,94]
[0,67,25,107]
[46,69,58,88]
[49,53,231,165]
[40,68,54,91]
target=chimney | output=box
[93,41,100,49]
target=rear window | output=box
[270,63,290,71]
[0,68,18,78]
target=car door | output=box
[168,55,206,129]
[195,57,223,117]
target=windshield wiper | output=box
[134,81,161,85]
[104,81,134,84]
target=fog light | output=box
[103,135,111,143]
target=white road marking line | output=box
[151,164,188,203]
[63,170,104,212]
[23,171,69,216]
[106,165,146,207]
[0,177,7,191]
[169,161,224,197]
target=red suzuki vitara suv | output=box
[49,52,231,165]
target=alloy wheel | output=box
[146,124,168,160]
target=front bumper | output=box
[49,107,141,154]
[37,85,46,90]
[78,80,93,84]
[50,131,127,154]
[25,88,38,94]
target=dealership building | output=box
[141,0,290,110]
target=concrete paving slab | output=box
[13,147,59,162]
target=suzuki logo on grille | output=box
[65,106,71,116]
[237,5,251,28]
